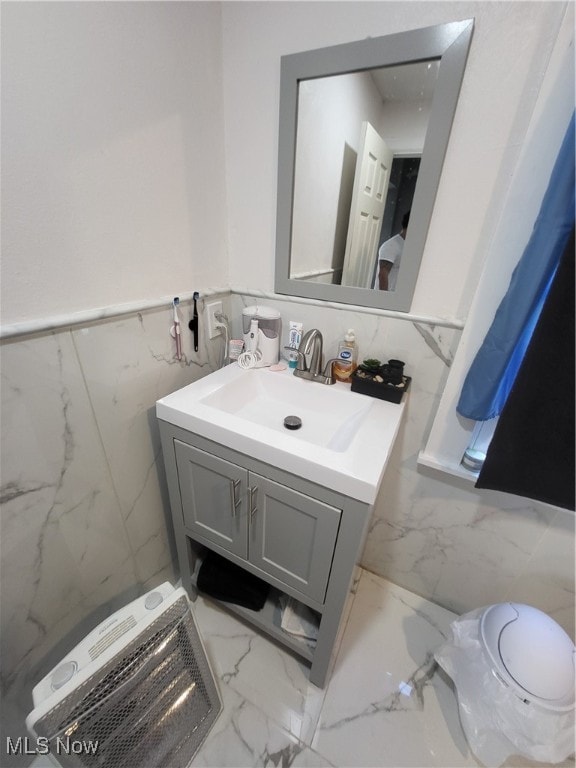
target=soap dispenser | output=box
[333,329,358,382]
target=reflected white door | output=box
[341,122,393,288]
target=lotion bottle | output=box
[333,329,358,382]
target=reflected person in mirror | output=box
[373,209,410,291]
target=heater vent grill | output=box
[33,596,221,768]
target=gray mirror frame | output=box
[274,19,474,311]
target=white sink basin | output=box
[200,367,372,452]
[156,364,406,504]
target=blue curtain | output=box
[475,225,574,509]
[457,112,575,421]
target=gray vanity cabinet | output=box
[159,420,374,688]
[248,474,341,603]
[175,440,248,558]
[174,439,341,603]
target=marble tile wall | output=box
[0,294,231,749]
[1,290,573,761]
[231,295,575,637]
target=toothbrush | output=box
[171,297,182,360]
[188,291,199,352]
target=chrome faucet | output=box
[301,329,323,377]
[285,329,337,385]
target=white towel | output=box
[279,596,318,644]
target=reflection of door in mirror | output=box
[290,61,438,288]
[373,156,420,289]
[341,122,392,288]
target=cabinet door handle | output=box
[230,478,241,516]
[248,485,258,521]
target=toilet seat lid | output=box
[480,603,575,711]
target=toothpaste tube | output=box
[228,339,244,361]
[286,321,303,368]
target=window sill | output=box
[417,451,480,485]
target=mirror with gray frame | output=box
[275,20,474,311]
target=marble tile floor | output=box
[27,568,574,768]
[187,568,574,768]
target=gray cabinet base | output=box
[159,420,374,688]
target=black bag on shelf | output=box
[197,550,269,611]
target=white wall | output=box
[222,1,567,322]
[0,3,229,754]
[1,1,227,325]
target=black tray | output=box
[350,372,411,403]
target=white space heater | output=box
[26,583,221,768]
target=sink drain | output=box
[283,415,302,430]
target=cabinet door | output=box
[248,473,341,603]
[175,440,248,558]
